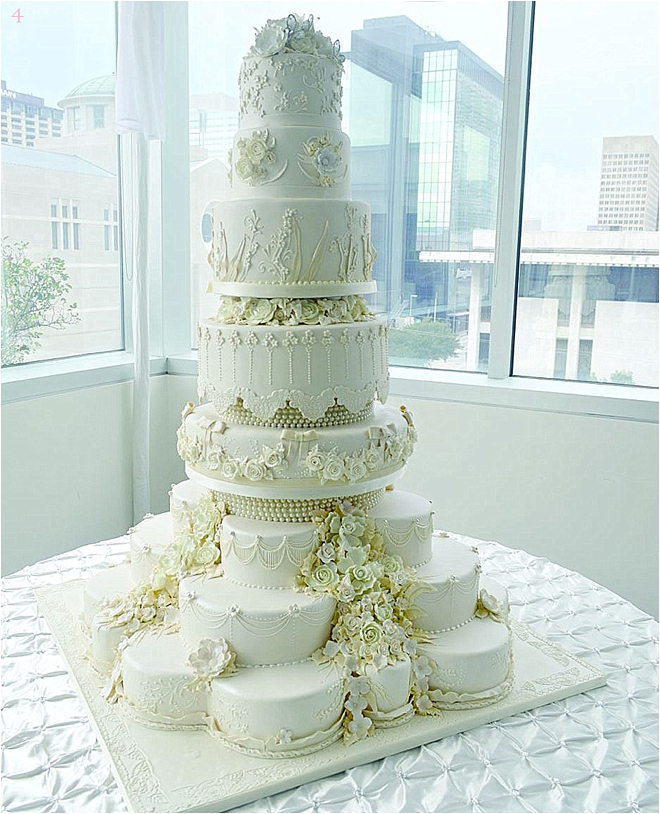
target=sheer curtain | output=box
[115,1,166,522]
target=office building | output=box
[189,92,239,164]
[597,135,659,232]
[1,80,63,147]
[347,16,503,314]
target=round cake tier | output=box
[230,125,350,199]
[120,628,207,727]
[418,578,512,704]
[129,512,173,584]
[239,52,343,130]
[207,199,376,297]
[208,659,345,756]
[179,574,336,666]
[369,490,434,568]
[412,538,481,633]
[197,317,388,424]
[178,400,415,499]
[221,515,318,589]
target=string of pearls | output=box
[216,489,384,523]
[221,399,373,429]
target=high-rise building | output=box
[1,80,63,147]
[347,16,503,314]
[597,135,659,232]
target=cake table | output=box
[2,532,656,813]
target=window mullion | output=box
[160,1,191,358]
[488,1,535,380]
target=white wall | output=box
[2,373,658,619]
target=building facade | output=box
[347,16,503,314]
[1,80,63,147]
[597,135,659,232]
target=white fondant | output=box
[420,578,512,697]
[121,628,207,727]
[230,125,350,199]
[368,490,433,568]
[239,52,343,130]
[412,538,480,632]
[91,616,127,671]
[221,515,318,589]
[365,658,412,720]
[179,574,336,666]
[179,400,414,493]
[129,513,173,584]
[208,199,376,298]
[198,318,389,422]
[208,659,344,750]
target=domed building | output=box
[33,74,117,174]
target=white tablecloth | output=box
[2,533,658,813]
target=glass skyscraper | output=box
[347,17,503,316]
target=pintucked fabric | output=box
[2,533,658,813]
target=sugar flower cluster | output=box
[250,13,343,63]
[214,295,373,327]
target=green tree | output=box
[2,239,80,366]
[388,319,460,366]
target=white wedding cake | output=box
[83,14,513,758]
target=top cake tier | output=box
[239,16,344,130]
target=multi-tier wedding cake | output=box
[83,14,513,759]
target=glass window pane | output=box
[1,2,122,367]
[514,2,659,387]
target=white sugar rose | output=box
[348,563,378,596]
[262,444,286,469]
[322,455,345,482]
[307,563,338,591]
[337,576,356,603]
[221,459,240,479]
[345,456,367,484]
[247,137,267,162]
[317,542,336,564]
[194,544,219,567]
[327,298,349,322]
[253,22,287,57]
[206,449,223,470]
[235,156,254,181]
[361,621,382,646]
[296,300,321,324]
[244,460,268,481]
[305,447,325,474]
[245,298,277,324]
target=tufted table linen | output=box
[2,533,658,813]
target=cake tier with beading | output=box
[179,574,336,665]
[178,400,415,498]
[197,317,388,424]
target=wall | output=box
[2,373,658,619]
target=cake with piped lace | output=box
[83,13,513,758]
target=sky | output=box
[2,0,659,232]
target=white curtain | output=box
[116,1,166,523]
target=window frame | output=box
[2,1,657,426]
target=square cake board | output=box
[36,579,606,814]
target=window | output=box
[92,104,105,128]
[513,2,659,387]
[1,2,122,367]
